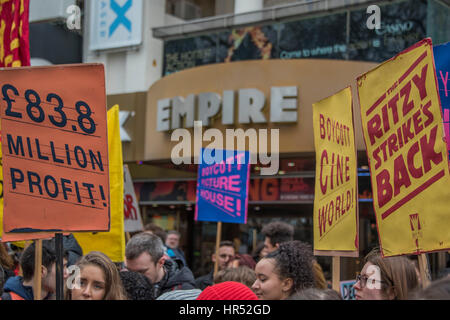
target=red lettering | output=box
[336,155,343,187]
[328,200,334,226]
[320,114,325,139]
[397,127,404,148]
[327,118,332,141]
[401,118,414,144]
[422,100,433,127]
[373,147,382,170]
[335,195,341,219]
[388,93,400,124]
[420,125,443,173]
[382,104,390,132]
[320,150,328,195]
[400,81,414,116]
[412,64,428,100]
[376,169,392,208]
[412,109,424,135]
[318,204,327,237]
[345,156,350,182]
[407,142,423,179]
[393,155,411,196]
[387,132,398,157]
[368,114,383,145]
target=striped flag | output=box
[0,0,30,67]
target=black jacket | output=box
[153,258,196,298]
[46,234,83,267]
[194,270,214,290]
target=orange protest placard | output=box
[357,39,450,257]
[0,64,110,233]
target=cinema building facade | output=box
[98,0,449,280]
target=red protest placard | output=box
[0,64,110,233]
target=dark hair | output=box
[214,266,256,289]
[144,223,167,243]
[119,270,155,300]
[252,242,265,262]
[264,240,314,294]
[0,265,4,296]
[0,243,14,270]
[126,232,165,263]
[410,276,450,300]
[290,288,342,300]
[216,240,234,252]
[20,242,57,281]
[261,221,294,247]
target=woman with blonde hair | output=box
[67,251,127,300]
[354,247,418,300]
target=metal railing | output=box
[153,0,381,40]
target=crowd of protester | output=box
[0,221,449,300]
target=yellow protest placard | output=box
[357,38,450,257]
[313,87,358,255]
[74,105,125,262]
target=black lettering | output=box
[27,171,43,195]
[74,146,87,168]
[7,134,24,156]
[10,168,24,189]
[44,175,58,198]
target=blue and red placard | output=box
[434,42,450,159]
[195,148,250,224]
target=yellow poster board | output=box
[74,105,125,262]
[357,38,450,257]
[313,87,358,255]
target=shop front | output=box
[105,58,394,281]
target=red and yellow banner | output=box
[0,0,30,67]
[313,87,358,254]
[358,38,450,257]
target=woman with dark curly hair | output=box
[252,240,314,300]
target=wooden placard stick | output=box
[332,256,341,294]
[213,221,222,277]
[125,232,131,243]
[33,240,43,300]
[418,253,431,288]
[253,229,257,253]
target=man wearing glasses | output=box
[195,240,235,290]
